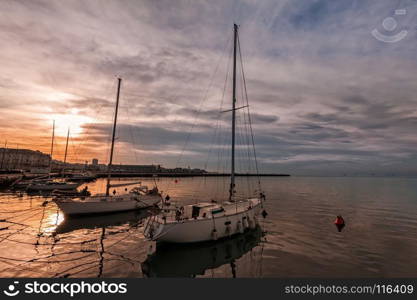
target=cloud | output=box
[0,0,417,175]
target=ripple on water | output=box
[1,176,417,277]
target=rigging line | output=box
[238,60,254,194]
[70,80,117,163]
[237,31,262,189]
[192,39,233,200]
[175,37,232,165]
[214,122,226,199]
[165,35,233,194]
[203,41,232,171]
[137,33,231,142]
[159,33,234,166]
[124,99,140,164]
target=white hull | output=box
[145,198,262,243]
[55,194,161,215]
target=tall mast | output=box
[106,78,122,196]
[63,127,70,176]
[229,24,238,201]
[49,120,55,175]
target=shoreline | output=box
[95,173,291,178]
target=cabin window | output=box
[211,208,225,214]
[224,221,231,225]
[192,206,200,219]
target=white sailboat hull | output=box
[55,194,161,215]
[145,198,262,243]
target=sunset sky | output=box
[1,0,417,175]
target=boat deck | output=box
[155,198,261,224]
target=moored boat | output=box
[55,187,160,215]
[26,180,82,191]
[69,173,97,182]
[144,24,266,244]
[54,78,161,215]
[145,197,262,243]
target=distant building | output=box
[0,148,50,170]
[92,158,98,165]
[160,167,207,174]
[111,164,161,173]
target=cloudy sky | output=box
[1,0,417,175]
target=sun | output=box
[49,111,93,137]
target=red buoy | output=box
[334,215,345,232]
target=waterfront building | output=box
[0,148,50,170]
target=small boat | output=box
[55,208,154,234]
[144,24,266,244]
[69,173,97,182]
[54,78,161,215]
[26,180,82,191]
[10,178,38,189]
[51,186,91,197]
[55,186,160,215]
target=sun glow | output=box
[49,112,93,137]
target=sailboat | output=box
[62,128,97,182]
[143,24,266,243]
[25,121,82,191]
[54,78,162,215]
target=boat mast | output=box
[62,127,70,176]
[106,78,122,196]
[229,24,238,201]
[49,120,55,175]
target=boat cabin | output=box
[180,203,225,220]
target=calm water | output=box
[1,176,417,278]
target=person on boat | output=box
[148,187,158,195]
[80,186,90,196]
[113,189,117,195]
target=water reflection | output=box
[141,226,265,278]
[3,177,417,277]
[55,209,154,234]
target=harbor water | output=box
[0,176,417,278]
